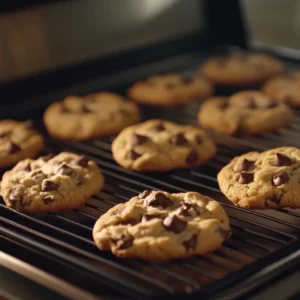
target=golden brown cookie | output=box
[93,190,231,260]
[43,92,140,140]
[112,119,217,172]
[127,73,214,106]
[0,120,44,168]
[200,52,284,86]
[198,91,294,135]
[1,152,104,213]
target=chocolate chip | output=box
[178,203,202,217]
[23,120,34,130]
[153,123,165,132]
[283,95,293,104]
[80,103,92,113]
[60,103,71,113]
[170,133,188,146]
[186,150,198,164]
[72,156,89,168]
[23,163,31,172]
[233,158,255,172]
[6,142,21,154]
[127,149,141,160]
[238,172,254,184]
[40,153,54,161]
[266,195,281,205]
[183,234,197,250]
[265,100,278,108]
[41,180,59,191]
[142,213,166,222]
[115,236,133,250]
[139,190,151,199]
[273,172,289,186]
[132,133,148,146]
[163,215,187,233]
[218,226,230,240]
[247,97,256,109]
[32,171,46,180]
[0,131,11,138]
[9,189,22,203]
[43,195,54,204]
[218,101,229,110]
[145,192,173,208]
[58,164,77,178]
[195,135,203,144]
[271,153,292,167]
[181,76,193,85]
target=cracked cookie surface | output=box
[127,73,214,106]
[43,92,140,140]
[112,119,217,172]
[1,152,104,212]
[262,71,300,107]
[93,190,231,260]
[0,120,44,168]
[198,91,294,135]
[200,51,284,86]
[218,147,300,209]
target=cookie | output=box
[93,190,231,260]
[217,147,300,209]
[43,92,140,140]
[262,71,300,107]
[198,91,294,135]
[1,152,104,213]
[200,51,284,86]
[0,120,44,168]
[127,73,214,106]
[112,119,217,172]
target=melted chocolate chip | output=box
[186,150,198,164]
[238,172,254,184]
[170,133,188,146]
[178,203,202,217]
[58,164,77,178]
[283,95,293,104]
[233,158,255,172]
[0,131,11,138]
[80,103,92,113]
[139,190,152,199]
[218,101,229,110]
[163,215,187,233]
[265,100,278,109]
[142,213,166,222]
[23,120,34,130]
[195,135,203,144]
[145,192,173,208]
[247,97,256,109]
[165,82,176,89]
[271,153,292,167]
[181,77,193,85]
[183,234,197,250]
[40,153,54,161]
[9,189,22,203]
[6,142,21,154]
[60,103,71,113]
[266,195,281,205]
[72,156,89,168]
[153,123,165,132]
[43,195,54,204]
[132,133,148,146]
[115,236,133,250]
[127,149,141,160]
[41,180,59,191]
[273,172,289,186]
[32,171,46,180]
[218,226,230,240]
[23,163,31,172]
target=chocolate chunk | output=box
[0,131,11,138]
[238,172,254,184]
[142,213,166,222]
[170,133,188,146]
[43,195,54,204]
[40,153,54,161]
[195,135,203,144]
[273,172,289,186]
[58,164,77,178]
[9,189,22,203]
[181,76,193,85]
[265,100,278,108]
[247,97,256,109]
[163,215,187,233]
[127,149,141,160]
[32,171,46,180]
[266,195,281,205]
[72,155,89,168]
[183,234,197,250]
[186,150,198,164]
[233,158,255,172]
[218,226,230,240]
[178,203,202,217]
[80,103,92,113]
[153,123,165,132]
[23,163,31,172]
[271,153,292,167]
[139,190,152,199]
[60,103,71,113]
[145,192,173,208]
[115,236,133,250]
[132,133,148,146]
[6,142,21,154]
[41,180,59,191]
[23,120,34,130]
[218,101,229,110]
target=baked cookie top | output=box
[0,120,44,168]
[218,147,300,209]
[200,52,284,86]
[43,92,140,140]
[1,152,104,212]
[262,71,300,107]
[127,73,214,106]
[112,119,217,172]
[198,91,294,135]
[93,190,231,260]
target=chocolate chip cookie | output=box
[1,152,104,212]
[262,71,300,107]
[93,190,231,260]
[127,73,214,106]
[198,91,294,135]
[217,147,300,209]
[43,92,140,140]
[200,51,284,86]
[0,120,44,168]
[112,119,217,172]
